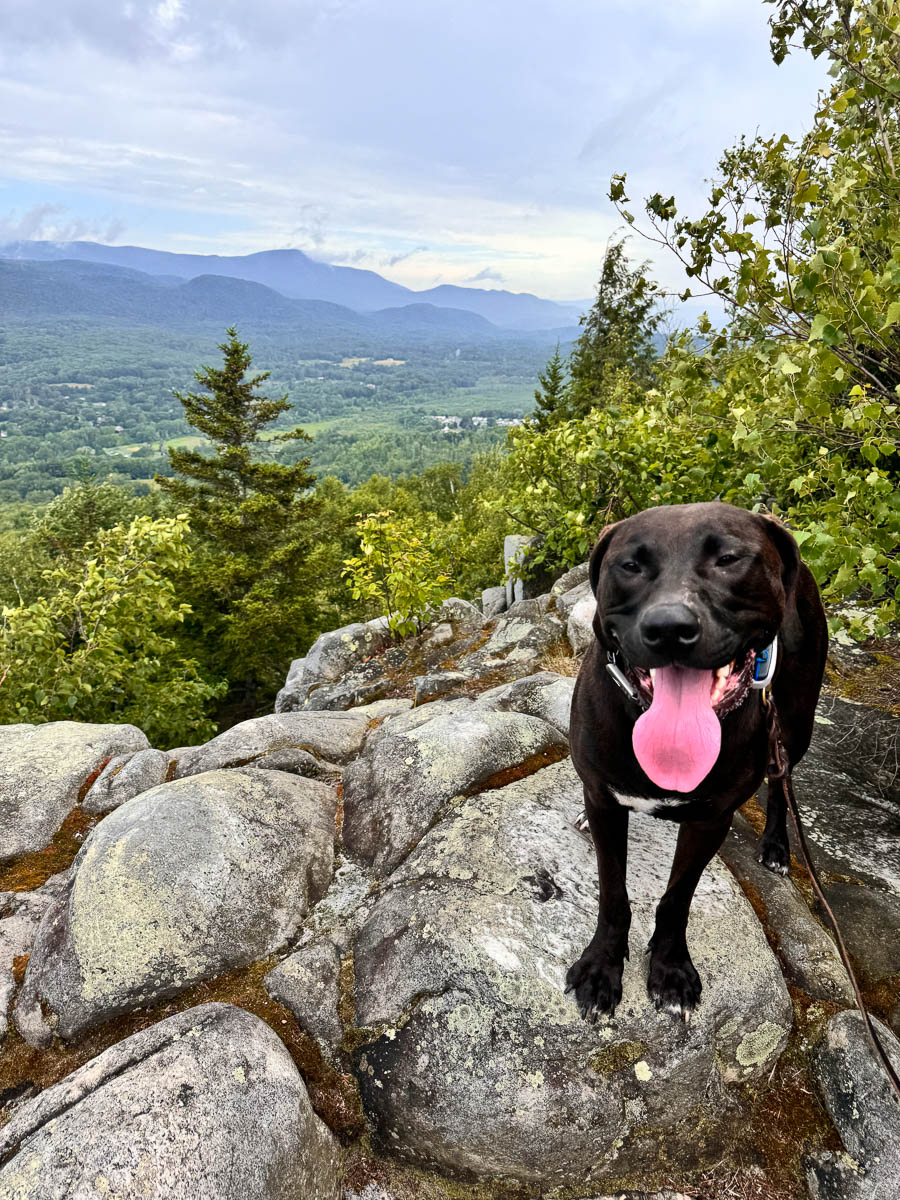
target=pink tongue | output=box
[632,666,721,792]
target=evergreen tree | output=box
[534,237,663,425]
[157,328,321,709]
[568,237,663,415]
[533,343,568,430]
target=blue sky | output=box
[0,0,824,301]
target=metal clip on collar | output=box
[606,652,643,707]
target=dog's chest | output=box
[610,788,693,815]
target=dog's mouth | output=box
[628,650,755,715]
[625,651,757,794]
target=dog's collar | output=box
[605,650,648,710]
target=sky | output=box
[0,0,825,303]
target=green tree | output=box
[0,515,221,746]
[156,329,323,704]
[533,343,569,429]
[342,509,454,637]
[32,478,143,563]
[559,237,663,422]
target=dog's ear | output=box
[757,513,800,599]
[589,521,622,596]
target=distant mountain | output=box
[0,240,585,331]
[370,303,494,333]
[0,257,537,344]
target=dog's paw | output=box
[646,951,702,1020]
[757,837,790,876]
[565,949,624,1021]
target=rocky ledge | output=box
[0,569,898,1200]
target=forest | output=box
[0,0,897,748]
[0,311,555,504]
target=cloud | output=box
[2,0,360,60]
[464,267,505,284]
[0,0,826,298]
[287,204,329,251]
[0,203,125,244]
[384,244,429,267]
[329,248,370,265]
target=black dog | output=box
[567,501,827,1019]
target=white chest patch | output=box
[610,788,693,814]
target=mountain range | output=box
[0,240,585,332]
[0,257,579,347]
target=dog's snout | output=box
[639,604,701,653]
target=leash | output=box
[763,690,900,1104]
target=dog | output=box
[566,501,827,1019]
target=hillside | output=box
[0,257,574,503]
[0,240,586,330]
[0,258,507,342]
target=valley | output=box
[0,252,576,506]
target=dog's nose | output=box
[639,604,701,653]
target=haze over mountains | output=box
[1,240,585,333]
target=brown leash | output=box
[764,692,900,1104]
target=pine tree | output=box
[157,328,321,708]
[568,237,662,416]
[533,237,663,426]
[533,343,568,430]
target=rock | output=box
[567,591,596,656]
[301,618,392,707]
[418,621,455,652]
[305,859,374,948]
[481,585,507,619]
[377,698,474,737]
[0,890,56,1042]
[820,883,900,994]
[572,1195,692,1200]
[807,1011,900,1199]
[505,594,554,621]
[266,937,344,1066]
[351,758,792,1189]
[175,711,368,777]
[82,747,172,813]
[244,748,344,782]
[551,561,590,596]
[302,675,399,712]
[503,535,555,606]
[412,670,470,705]
[474,671,576,737]
[556,578,593,620]
[15,769,337,1045]
[0,1003,340,1200]
[504,533,534,607]
[434,597,485,630]
[343,710,568,877]
[275,655,307,713]
[826,642,879,673]
[480,609,566,663]
[348,698,414,721]
[792,694,900,894]
[717,814,854,1005]
[0,721,150,860]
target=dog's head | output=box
[589,501,798,677]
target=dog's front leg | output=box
[648,815,732,1018]
[566,795,630,1020]
[757,778,790,875]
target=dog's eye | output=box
[716,553,741,567]
[619,561,641,574]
